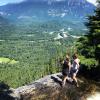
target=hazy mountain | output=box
[0,0,96,34]
[0,0,95,20]
[0,16,15,37]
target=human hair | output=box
[73,53,78,59]
[66,54,70,61]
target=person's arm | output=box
[68,62,71,72]
[75,59,80,69]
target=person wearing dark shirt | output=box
[62,55,71,86]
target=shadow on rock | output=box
[0,82,15,100]
[51,76,62,86]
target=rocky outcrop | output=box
[12,73,87,100]
[0,73,99,100]
[15,73,63,100]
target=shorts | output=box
[62,69,69,76]
[71,69,78,75]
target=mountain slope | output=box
[0,16,15,38]
[0,0,96,35]
[0,0,95,21]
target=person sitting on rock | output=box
[62,54,71,87]
[71,53,80,87]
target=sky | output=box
[87,0,97,5]
[0,0,25,6]
[0,0,97,6]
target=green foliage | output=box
[0,27,75,88]
[77,1,100,68]
[79,55,98,69]
[0,57,18,64]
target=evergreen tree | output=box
[77,1,100,67]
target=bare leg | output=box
[72,73,79,87]
[62,76,68,86]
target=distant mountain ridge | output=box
[0,0,96,35]
[0,0,95,21]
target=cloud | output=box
[61,13,66,17]
[48,9,67,17]
[0,11,11,16]
[17,15,32,19]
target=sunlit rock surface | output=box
[87,92,100,100]
[0,73,99,100]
